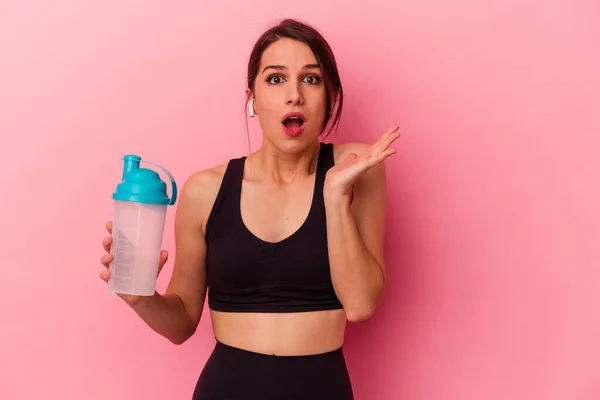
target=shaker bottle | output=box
[108,155,177,296]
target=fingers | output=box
[366,142,397,168]
[381,126,400,144]
[100,222,114,282]
[370,126,398,150]
[99,269,110,282]
[372,126,400,153]
[102,236,112,253]
[382,125,399,140]
[100,253,113,268]
[379,147,397,161]
[383,126,400,148]
[371,127,395,147]
[158,250,169,272]
[100,218,167,285]
[99,251,112,282]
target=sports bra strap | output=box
[312,142,333,199]
[204,157,246,238]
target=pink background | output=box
[1,1,599,399]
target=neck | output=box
[248,140,321,183]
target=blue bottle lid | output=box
[112,155,177,205]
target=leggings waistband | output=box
[214,338,344,358]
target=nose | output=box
[286,81,304,106]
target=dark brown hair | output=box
[246,18,344,141]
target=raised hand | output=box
[324,126,400,201]
[100,221,169,306]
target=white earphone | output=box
[248,98,255,118]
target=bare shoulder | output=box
[331,142,372,163]
[177,160,230,233]
[182,161,228,200]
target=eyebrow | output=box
[261,63,321,74]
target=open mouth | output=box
[283,116,304,130]
[281,113,305,136]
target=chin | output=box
[272,133,320,154]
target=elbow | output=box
[168,329,191,345]
[345,284,384,323]
[345,303,376,323]
[169,337,187,345]
[169,333,188,345]
[169,321,198,345]
[343,287,384,323]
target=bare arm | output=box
[129,174,208,344]
[323,130,398,322]
[325,159,388,322]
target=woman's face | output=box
[250,38,327,153]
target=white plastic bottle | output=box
[108,155,177,296]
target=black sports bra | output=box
[204,142,344,313]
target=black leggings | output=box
[192,340,354,400]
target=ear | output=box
[245,88,253,101]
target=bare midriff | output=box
[210,309,347,356]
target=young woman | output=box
[99,18,399,399]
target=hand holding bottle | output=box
[100,221,169,307]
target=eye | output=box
[267,75,285,85]
[303,75,322,85]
